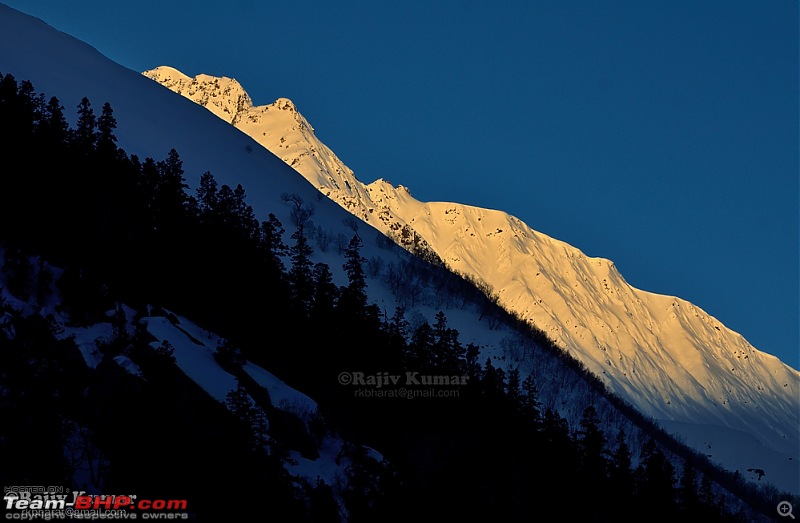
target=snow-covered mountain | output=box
[0,1,796,499]
[141,67,425,252]
[142,66,800,494]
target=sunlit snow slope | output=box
[143,66,800,493]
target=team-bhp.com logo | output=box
[4,486,190,520]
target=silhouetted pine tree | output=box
[233,183,259,240]
[71,96,97,154]
[288,225,315,317]
[431,310,466,373]
[338,234,369,319]
[576,404,610,514]
[610,429,635,493]
[37,96,69,145]
[635,438,678,516]
[385,306,409,347]
[480,357,506,402]
[464,342,482,382]
[407,321,435,370]
[679,458,700,514]
[505,366,522,407]
[153,148,188,231]
[96,101,118,158]
[577,405,609,481]
[520,374,542,427]
[311,262,338,321]
[539,407,578,504]
[225,381,270,452]
[195,171,219,218]
[260,213,287,262]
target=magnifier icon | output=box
[778,501,795,519]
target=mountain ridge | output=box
[0,0,795,497]
[141,66,800,493]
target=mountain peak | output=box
[143,66,253,124]
[274,97,297,112]
[145,65,190,82]
[268,97,315,134]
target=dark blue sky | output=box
[4,0,798,369]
